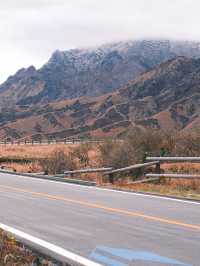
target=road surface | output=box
[0,172,199,266]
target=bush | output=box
[173,132,200,156]
[98,128,200,182]
[98,129,168,169]
[99,129,200,169]
[71,143,91,167]
[40,148,76,175]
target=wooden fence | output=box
[0,138,106,146]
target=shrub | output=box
[98,129,169,169]
[71,143,91,167]
[173,132,200,156]
[40,148,76,175]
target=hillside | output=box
[1,40,200,107]
[1,56,200,140]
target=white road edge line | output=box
[0,223,102,266]
[2,172,200,206]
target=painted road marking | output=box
[3,172,200,206]
[0,223,102,266]
[91,252,126,266]
[90,246,191,266]
[0,184,200,231]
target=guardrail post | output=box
[155,162,162,183]
[143,152,148,163]
[155,162,161,174]
[108,173,114,184]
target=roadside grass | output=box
[0,229,35,265]
[0,229,61,265]
[0,162,42,173]
[112,163,200,200]
[113,180,200,200]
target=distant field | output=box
[0,143,99,173]
[0,143,76,172]
[0,143,78,159]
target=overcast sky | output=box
[0,0,200,83]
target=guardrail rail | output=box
[145,156,200,181]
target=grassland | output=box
[0,143,79,172]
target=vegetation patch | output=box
[0,229,59,265]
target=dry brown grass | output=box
[162,162,200,173]
[110,162,200,200]
[0,229,35,265]
[0,143,79,159]
[0,162,42,173]
[114,178,200,200]
[0,229,59,265]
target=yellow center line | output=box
[0,184,200,231]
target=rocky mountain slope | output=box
[1,56,200,140]
[1,40,200,107]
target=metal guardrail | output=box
[129,177,160,184]
[63,162,159,184]
[145,157,200,181]
[103,161,160,184]
[146,173,200,179]
[146,157,200,162]
[0,169,97,186]
[105,161,159,175]
[64,168,112,175]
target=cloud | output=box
[0,0,200,83]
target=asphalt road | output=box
[0,173,199,266]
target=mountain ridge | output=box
[2,39,200,107]
[1,56,200,140]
